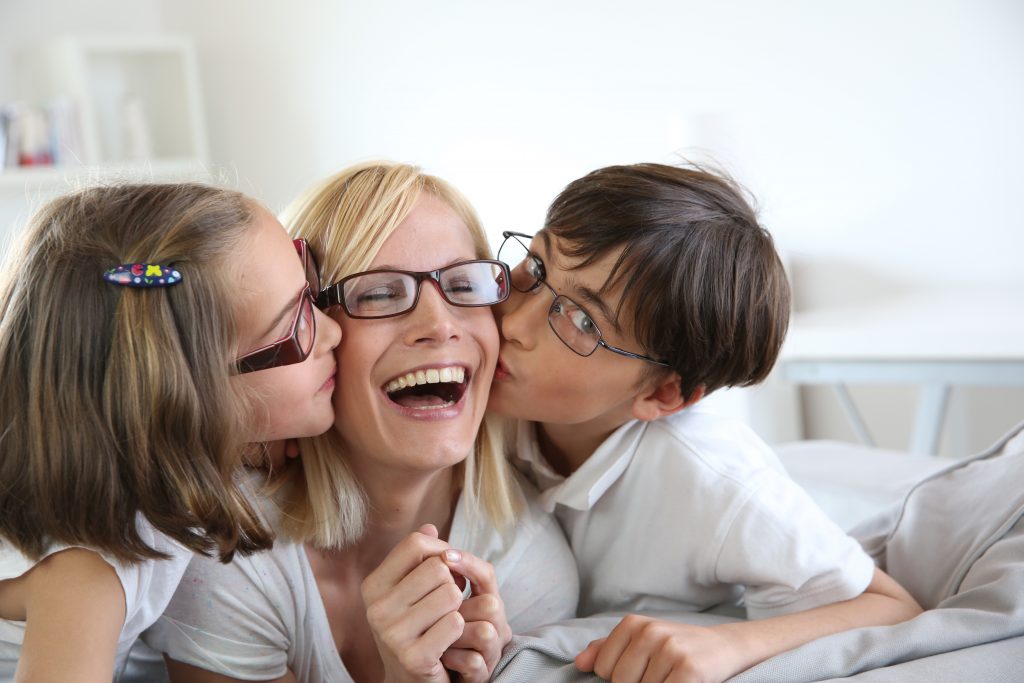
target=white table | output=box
[780,289,1024,454]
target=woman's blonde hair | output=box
[274,161,519,548]
[0,183,274,563]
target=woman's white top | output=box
[145,479,579,682]
[0,515,192,681]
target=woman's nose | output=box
[403,280,461,345]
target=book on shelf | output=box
[1,99,85,171]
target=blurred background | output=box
[2,0,1022,457]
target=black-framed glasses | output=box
[316,259,511,319]
[498,231,672,367]
[236,238,320,374]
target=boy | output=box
[488,163,922,683]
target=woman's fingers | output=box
[456,593,503,622]
[443,548,512,653]
[441,647,490,683]
[376,555,458,616]
[449,618,500,650]
[394,610,465,680]
[442,548,499,597]
[373,576,467,646]
[361,527,451,604]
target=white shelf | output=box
[0,159,211,191]
[9,34,208,168]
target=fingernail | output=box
[444,549,462,563]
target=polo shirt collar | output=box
[514,418,648,512]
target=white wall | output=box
[5,1,1023,454]
[158,0,1024,286]
[0,0,165,241]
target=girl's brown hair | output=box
[0,183,273,563]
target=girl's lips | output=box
[320,368,337,392]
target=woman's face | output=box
[234,207,342,442]
[330,192,498,473]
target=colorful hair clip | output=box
[103,263,183,288]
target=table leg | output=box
[832,383,876,448]
[910,383,951,455]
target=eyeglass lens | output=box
[498,233,599,354]
[549,295,602,355]
[293,240,318,357]
[497,234,544,292]
[341,261,509,318]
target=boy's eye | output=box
[526,257,543,281]
[568,308,598,336]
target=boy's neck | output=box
[535,417,630,478]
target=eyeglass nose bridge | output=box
[405,268,456,309]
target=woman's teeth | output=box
[385,367,466,393]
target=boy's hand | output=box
[576,615,742,683]
[439,551,511,682]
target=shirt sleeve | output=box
[714,470,876,620]
[141,549,293,680]
[496,490,581,633]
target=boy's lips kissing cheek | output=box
[494,357,511,381]
[380,363,473,419]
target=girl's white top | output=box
[0,514,192,681]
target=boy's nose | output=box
[497,288,543,350]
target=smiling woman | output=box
[144,162,580,683]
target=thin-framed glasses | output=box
[316,260,511,319]
[497,231,672,367]
[236,238,320,374]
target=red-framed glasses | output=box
[236,239,320,374]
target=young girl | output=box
[0,183,342,682]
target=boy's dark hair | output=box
[545,162,790,398]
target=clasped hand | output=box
[362,524,511,683]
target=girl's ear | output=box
[630,373,705,422]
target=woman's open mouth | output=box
[382,365,470,411]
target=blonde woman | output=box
[147,162,579,683]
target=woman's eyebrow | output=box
[365,256,475,272]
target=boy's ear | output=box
[631,373,705,422]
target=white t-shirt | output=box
[513,410,876,619]
[0,514,192,681]
[144,478,579,682]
